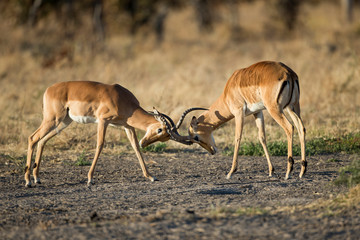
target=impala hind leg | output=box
[26,119,58,187]
[267,107,294,180]
[254,112,274,177]
[226,112,244,179]
[124,127,155,182]
[87,120,108,186]
[32,117,72,184]
[286,105,307,178]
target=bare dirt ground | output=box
[0,150,359,239]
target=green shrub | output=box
[74,150,91,166]
[222,132,360,156]
[334,157,360,187]
[142,143,167,153]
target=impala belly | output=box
[68,110,97,124]
[66,100,98,124]
[244,102,265,116]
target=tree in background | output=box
[274,0,302,32]
[342,0,354,22]
[0,0,358,44]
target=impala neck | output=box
[127,108,158,131]
[200,95,234,130]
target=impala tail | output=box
[277,62,300,110]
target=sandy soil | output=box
[0,150,359,239]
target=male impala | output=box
[25,81,202,187]
[178,61,307,179]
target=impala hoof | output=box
[299,161,307,178]
[226,174,232,180]
[269,167,275,177]
[87,179,95,186]
[269,172,280,179]
[149,176,157,182]
[25,182,32,188]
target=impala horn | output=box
[175,107,208,129]
[151,108,193,145]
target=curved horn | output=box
[149,107,175,129]
[154,112,193,145]
[151,107,193,145]
[150,107,176,129]
[176,107,208,129]
[160,113,176,129]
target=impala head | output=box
[139,108,192,148]
[188,116,217,155]
[140,121,170,148]
[140,107,209,148]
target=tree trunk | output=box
[341,0,353,23]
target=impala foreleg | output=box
[124,127,155,182]
[226,112,244,179]
[254,112,274,177]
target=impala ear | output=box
[190,116,198,127]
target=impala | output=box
[177,61,307,179]
[25,81,204,187]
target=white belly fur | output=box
[244,102,265,115]
[69,111,97,124]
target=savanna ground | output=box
[0,1,360,239]
[0,151,359,239]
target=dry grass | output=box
[206,184,360,218]
[274,183,360,217]
[0,1,359,158]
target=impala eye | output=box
[157,128,163,134]
[194,136,199,142]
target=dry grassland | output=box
[0,1,359,158]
